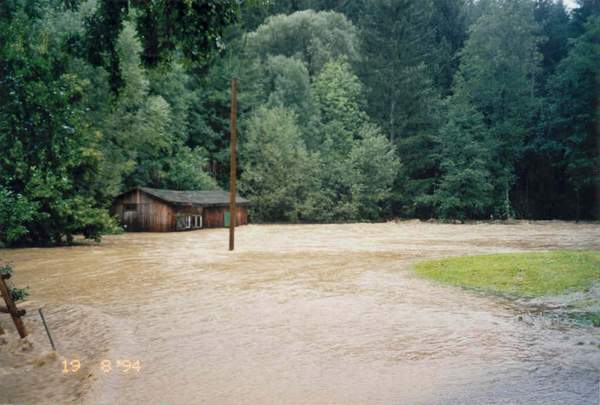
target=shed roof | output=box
[130,187,249,207]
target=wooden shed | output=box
[112,187,249,232]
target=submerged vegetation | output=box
[415,250,600,327]
[415,250,600,297]
[0,263,29,302]
[1,0,599,246]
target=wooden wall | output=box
[112,190,175,232]
[203,206,248,228]
[112,190,248,232]
[112,189,249,231]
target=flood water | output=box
[1,221,599,404]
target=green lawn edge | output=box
[413,250,600,298]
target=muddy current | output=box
[1,221,599,404]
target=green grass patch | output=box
[414,250,600,298]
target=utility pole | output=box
[229,78,238,251]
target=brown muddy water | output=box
[1,221,599,404]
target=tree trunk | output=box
[575,188,581,223]
[504,182,512,219]
[389,99,395,144]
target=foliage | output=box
[347,125,400,220]
[240,107,316,222]
[431,99,494,220]
[261,55,315,123]
[0,263,30,302]
[0,188,36,247]
[358,1,446,217]
[451,0,542,218]
[1,0,599,246]
[245,9,359,75]
[544,16,600,219]
[0,0,226,246]
[312,59,367,143]
[0,2,118,245]
[163,147,218,191]
[83,0,239,90]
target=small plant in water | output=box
[0,262,29,302]
[569,312,600,327]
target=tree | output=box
[0,2,117,245]
[0,188,36,247]
[359,0,438,144]
[512,0,570,219]
[348,125,400,220]
[99,22,219,192]
[245,10,360,75]
[545,16,600,219]
[311,59,367,152]
[261,55,315,123]
[452,0,541,217]
[534,0,570,78]
[432,99,494,220]
[163,147,218,191]
[240,107,317,222]
[83,0,239,91]
[430,0,468,94]
[358,0,443,217]
[392,69,443,218]
[570,0,600,38]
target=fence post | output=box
[0,273,27,338]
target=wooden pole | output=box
[38,308,56,351]
[229,77,238,251]
[0,275,27,338]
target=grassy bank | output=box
[414,250,600,298]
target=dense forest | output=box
[0,0,598,246]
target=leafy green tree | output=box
[240,107,317,222]
[391,70,443,218]
[348,125,400,220]
[432,99,494,220]
[0,188,36,247]
[545,16,600,219]
[358,0,444,217]
[148,62,194,145]
[245,10,360,75]
[511,0,570,218]
[186,55,239,183]
[312,59,367,142]
[301,124,399,222]
[163,147,218,191]
[534,0,570,78]
[83,0,239,90]
[102,22,171,189]
[359,0,438,143]
[570,0,600,37]
[431,0,468,94]
[0,2,117,245]
[309,59,368,155]
[101,22,219,192]
[452,0,541,217]
[261,55,315,122]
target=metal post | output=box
[38,308,56,351]
[0,274,27,338]
[229,78,238,251]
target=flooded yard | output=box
[1,221,599,404]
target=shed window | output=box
[176,214,203,230]
[124,203,137,212]
[176,215,190,230]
